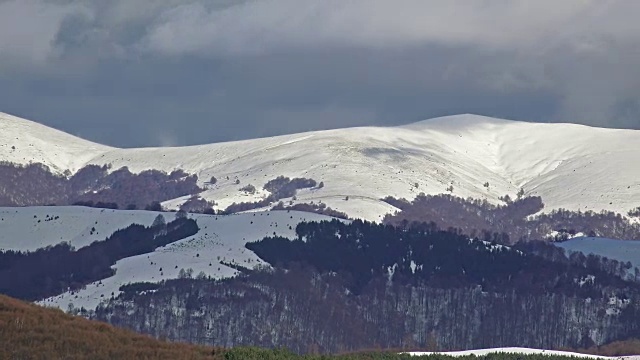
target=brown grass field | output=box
[0,294,225,360]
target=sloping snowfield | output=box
[2,111,640,221]
[0,112,112,174]
[0,206,334,310]
[0,206,175,252]
[408,347,640,359]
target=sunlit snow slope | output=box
[0,112,112,173]
[2,111,640,221]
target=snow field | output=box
[0,206,175,252]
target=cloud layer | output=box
[0,0,638,146]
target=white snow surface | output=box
[0,207,336,311]
[407,347,640,359]
[3,111,640,221]
[0,112,112,174]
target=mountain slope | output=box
[2,291,637,360]
[0,206,175,252]
[8,290,640,359]
[0,112,112,174]
[0,205,334,310]
[2,111,639,221]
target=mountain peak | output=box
[0,112,112,173]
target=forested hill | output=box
[8,289,640,359]
[96,220,640,353]
[8,293,640,359]
[247,219,637,297]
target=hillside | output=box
[3,206,640,355]
[4,292,640,359]
[0,112,112,174]
[95,218,640,352]
[0,206,178,252]
[3,205,638,315]
[0,206,334,310]
[0,294,224,360]
[1,111,640,221]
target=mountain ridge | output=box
[1,111,639,221]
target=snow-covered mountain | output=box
[2,111,640,221]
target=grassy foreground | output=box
[2,294,639,359]
[0,294,224,360]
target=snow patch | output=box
[407,347,640,359]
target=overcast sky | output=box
[1,0,639,147]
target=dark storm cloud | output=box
[0,0,638,147]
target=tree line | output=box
[0,161,202,209]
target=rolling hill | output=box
[0,205,334,311]
[2,111,639,221]
[5,291,640,359]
